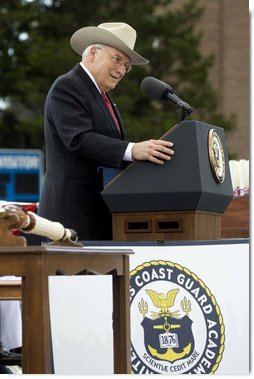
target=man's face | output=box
[87,45,130,92]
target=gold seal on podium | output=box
[208,129,225,183]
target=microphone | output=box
[140,76,193,116]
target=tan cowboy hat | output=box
[70,22,149,65]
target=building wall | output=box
[170,0,250,159]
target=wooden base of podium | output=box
[112,210,221,241]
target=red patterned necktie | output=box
[101,92,122,135]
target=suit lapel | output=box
[73,64,124,139]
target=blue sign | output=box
[0,149,44,202]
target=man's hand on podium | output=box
[132,139,174,165]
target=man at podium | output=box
[38,22,175,241]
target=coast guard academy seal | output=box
[130,260,225,374]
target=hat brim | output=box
[70,26,149,65]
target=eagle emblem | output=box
[145,289,180,319]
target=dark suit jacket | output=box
[38,63,129,240]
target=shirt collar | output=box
[79,62,101,93]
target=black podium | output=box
[101,120,233,241]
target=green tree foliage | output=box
[0,0,236,149]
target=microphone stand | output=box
[176,101,193,121]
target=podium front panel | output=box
[102,120,233,214]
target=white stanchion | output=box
[229,159,249,196]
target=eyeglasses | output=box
[96,47,132,73]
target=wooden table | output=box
[0,245,133,374]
